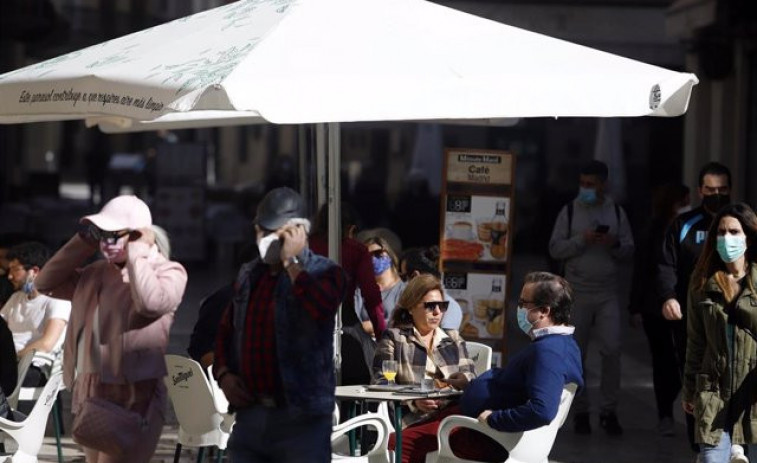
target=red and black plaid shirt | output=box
[215,266,345,397]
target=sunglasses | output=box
[89,225,130,245]
[423,301,450,313]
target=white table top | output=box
[335,385,462,402]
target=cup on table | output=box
[420,378,435,392]
[382,360,398,385]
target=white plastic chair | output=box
[205,365,234,434]
[6,350,36,410]
[332,406,392,463]
[164,355,232,463]
[0,371,63,463]
[465,342,493,376]
[426,383,578,463]
[15,351,66,463]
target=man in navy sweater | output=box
[458,271,584,458]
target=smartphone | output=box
[595,224,610,234]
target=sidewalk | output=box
[19,255,698,463]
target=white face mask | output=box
[257,233,281,265]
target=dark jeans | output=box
[670,317,697,453]
[641,314,681,419]
[229,405,332,463]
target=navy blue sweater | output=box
[460,333,583,432]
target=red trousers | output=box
[388,405,509,463]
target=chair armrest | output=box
[332,412,392,457]
[436,415,512,459]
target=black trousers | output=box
[641,314,681,419]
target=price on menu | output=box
[443,272,468,290]
[446,195,472,213]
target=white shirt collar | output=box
[532,325,575,339]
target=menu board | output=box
[440,148,514,359]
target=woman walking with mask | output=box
[685,202,757,463]
[35,195,187,463]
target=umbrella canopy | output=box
[0,0,697,127]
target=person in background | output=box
[188,242,257,371]
[356,235,405,337]
[35,195,188,463]
[213,187,346,463]
[684,203,757,463]
[1,241,71,387]
[0,233,27,307]
[399,246,463,330]
[372,274,475,463]
[628,182,690,436]
[310,202,386,386]
[657,161,732,453]
[548,159,634,436]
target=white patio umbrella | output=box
[0,0,698,375]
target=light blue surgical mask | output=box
[372,255,392,275]
[516,306,534,336]
[716,235,747,263]
[577,187,597,205]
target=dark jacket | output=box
[222,249,345,416]
[657,206,712,308]
[684,264,757,445]
[629,215,669,316]
[0,317,17,419]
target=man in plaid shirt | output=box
[214,187,346,463]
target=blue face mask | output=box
[22,273,34,294]
[372,255,392,275]
[716,235,747,263]
[516,306,534,336]
[578,187,597,205]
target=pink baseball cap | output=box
[81,195,152,231]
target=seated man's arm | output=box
[17,318,66,358]
[485,350,564,432]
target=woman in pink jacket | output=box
[35,195,187,463]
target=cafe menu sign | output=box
[440,148,514,360]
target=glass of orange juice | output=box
[382,360,398,385]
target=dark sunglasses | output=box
[89,225,130,245]
[423,301,450,313]
[370,249,388,258]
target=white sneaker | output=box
[731,444,749,463]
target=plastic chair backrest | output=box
[206,364,230,415]
[164,354,224,436]
[433,382,578,463]
[7,349,36,409]
[465,342,493,376]
[0,371,63,461]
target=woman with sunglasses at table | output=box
[356,235,406,338]
[35,195,187,463]
[372,274,476,463]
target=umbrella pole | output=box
[316,122,343,383]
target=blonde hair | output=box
[391,274,443,328]
[152,225,171,259]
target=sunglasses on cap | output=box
[89,224,130,245]
[423,301,449,313]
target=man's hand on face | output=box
[279,224,307,262]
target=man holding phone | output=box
[549,160,634,436]
[213,187,346,463]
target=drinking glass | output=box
[382,360,398,385]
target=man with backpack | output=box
[548,160,634,436]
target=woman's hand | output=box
[682,400,694,415]
[414,399,440,413]
[132,227,155,246]
[478,410,493,425]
